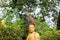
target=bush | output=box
[36,19,60,40]
[0,18,28,40]
[0,18,60,40]
[39,28,60,40]
[0,25,60,40]
[0,26,24,40]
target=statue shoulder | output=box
[35,32,40,40]
[26,34,30,40]
[27,33,31,37]
[35,32,40,36]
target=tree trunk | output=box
[57,12,60,30]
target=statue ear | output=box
[27,14,36,26]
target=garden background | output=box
[0,0,60,40]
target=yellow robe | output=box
[26,32,40,40]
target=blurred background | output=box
[0,0,60,40]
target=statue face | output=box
[29,25,35,33]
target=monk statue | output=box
[26,14,40,40]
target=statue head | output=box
[27,14,36,33]
[29,24,35,33]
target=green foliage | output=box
[0,26,23,40]
[39,29,60,40]
[35,19,60,40]
[0,17,60,40]
[1,0,60,23]
[0,23,60,40]
[0,17,28,40]
[0,0,60,40]
[9,0,36,10]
